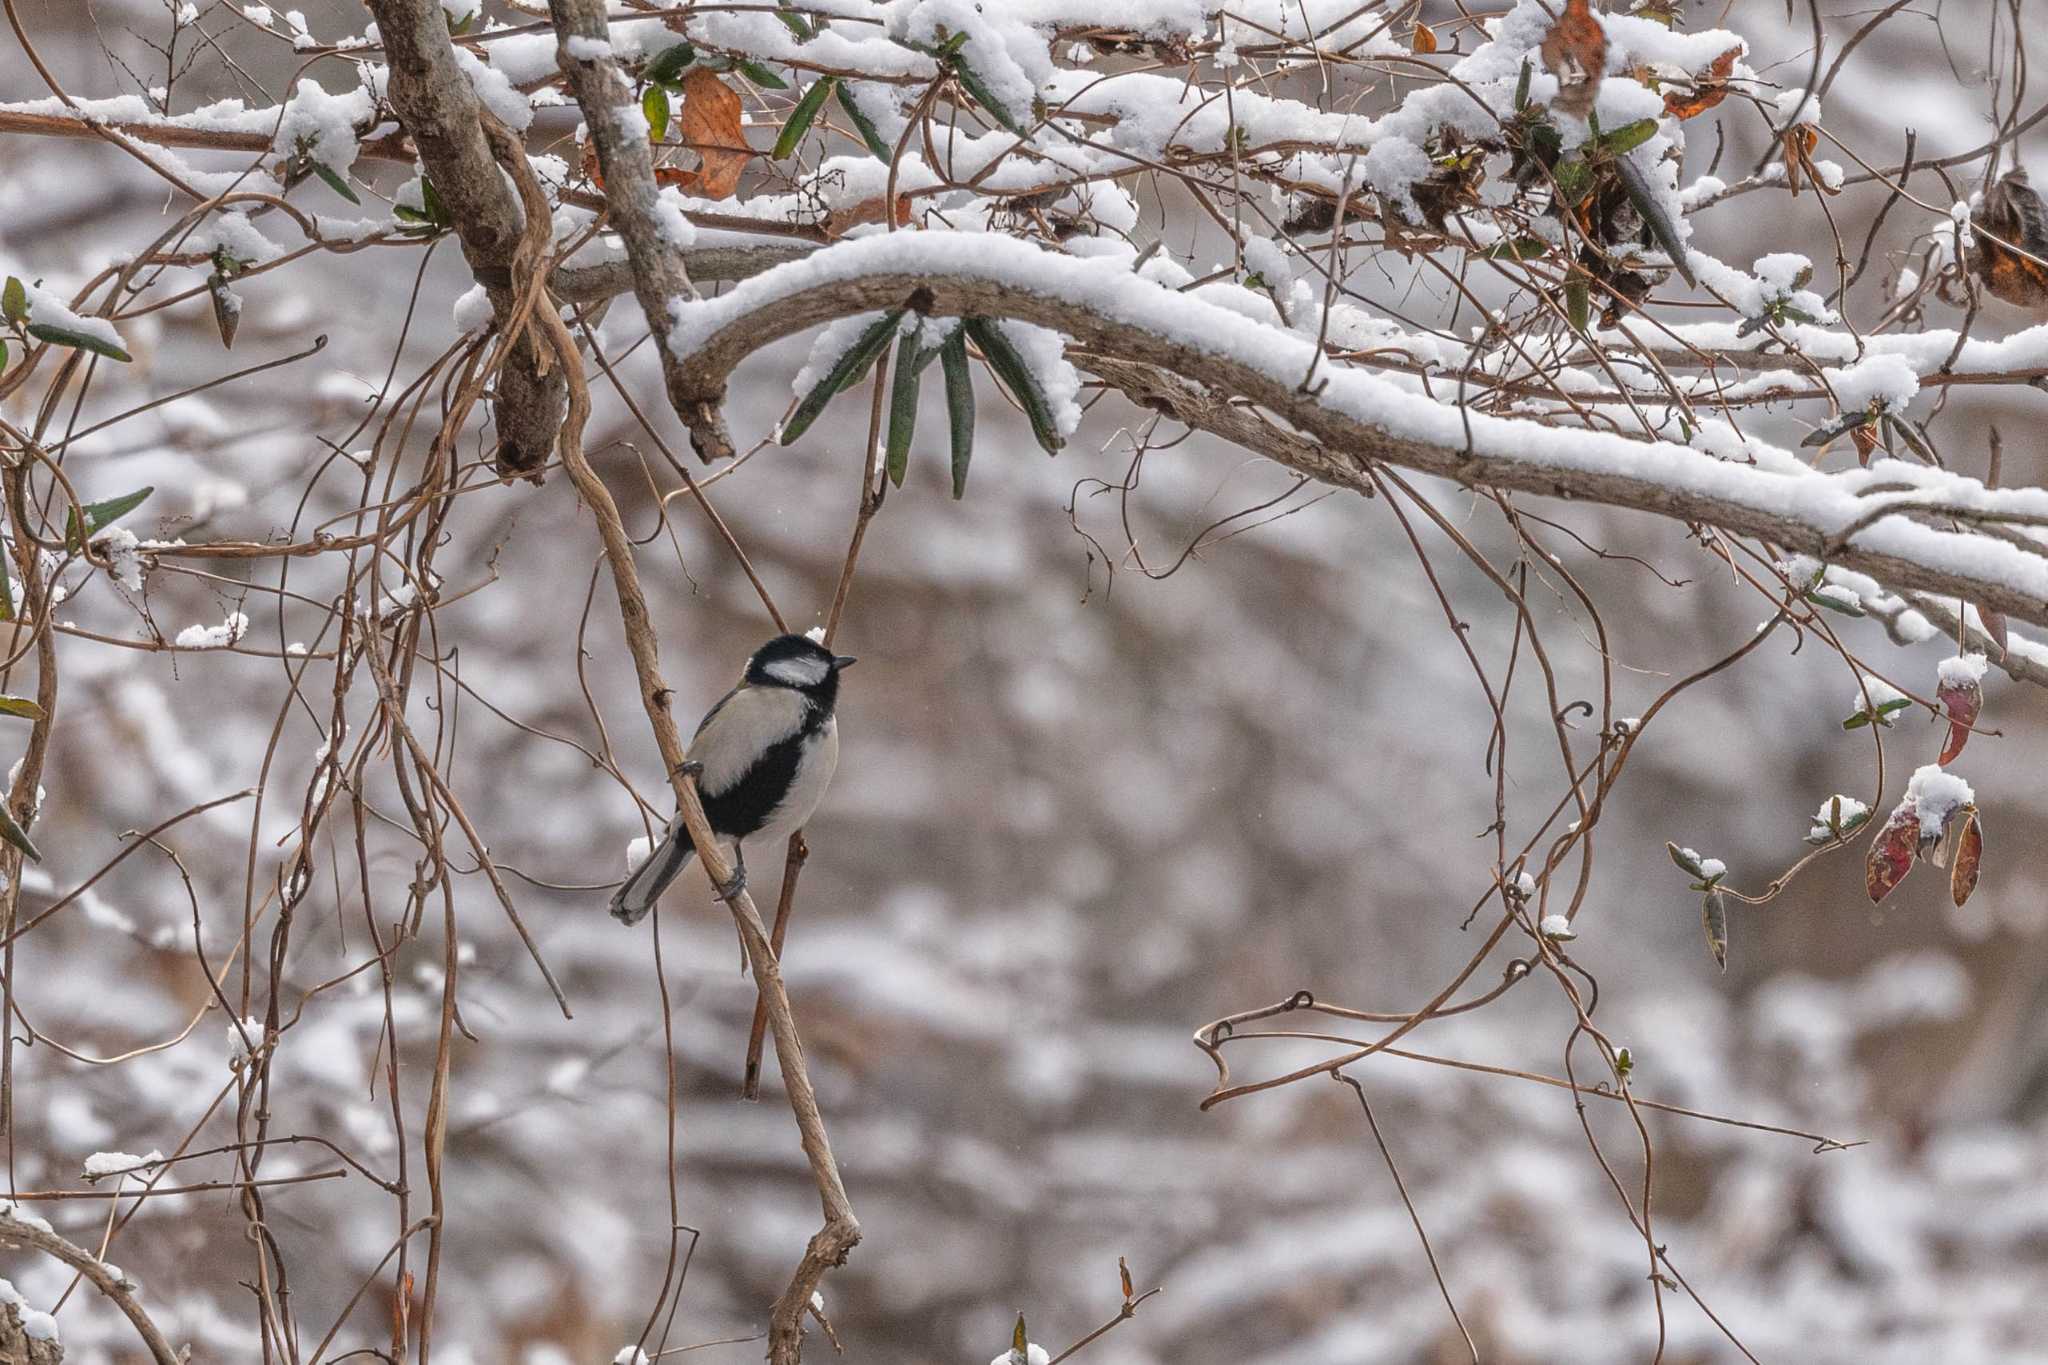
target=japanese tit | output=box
[609,633,856,925]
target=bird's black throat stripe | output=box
[699,701,827,841]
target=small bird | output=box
[610,633,855,925]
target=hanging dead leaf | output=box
[1865,799,1917,903]
[1850,420,1880,466]
[1663,46,1739,119]
[1540,0,1607,119]
[824,194,914,237]
[1936,668,1983,765]
[1978,606,2010,656]
[1970,168,2048,308]
[1411,22,1438,54]
[667,68,752,201]
[1781,123,1822,197]
[1950,806,1982,906]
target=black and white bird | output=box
[609,633,855,925]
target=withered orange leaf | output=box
[1411,22,1438,54]
[1865,801,1916,903]
[1950,807,1982,907]
[825,194,913,237]
[1540,0,1607,119]
[1781,122,1819,196]
[1971,169,2048,309]
[675,68,752,201]
[1663,45,1739,119]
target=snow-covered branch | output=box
[659,233,2048,635]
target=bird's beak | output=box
[832,655,858,671]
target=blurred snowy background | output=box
[2,1,2046,1362]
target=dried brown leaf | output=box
[1540,0,1607,119]
[1950,807,1982,906]
[1663,46,1739,119]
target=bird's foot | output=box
[714,864,748,903]
[674,758,705,783]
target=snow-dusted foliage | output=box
[0,0,2046,1362]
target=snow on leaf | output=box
[1935,654,1985,764]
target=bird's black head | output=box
[745,633,856,707]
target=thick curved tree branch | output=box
[653,234,2048,639]
[361,0,565,477]
[0,1210,182,1364]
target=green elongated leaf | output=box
[1613,152,1697,287]
[774,76,837,159]
[1,276,25,323]
[1801,409,1873,448]
[963,316,1062,454]
[0,549,12,623]
[1477,236,1549,261]
[643,83,671,144]
[0,800,40,863]
[65,485,153,547]
[1564,275,1590,333]
[781,310,904,444]
[1805,587,1866,617]
[28,322,131,363]
[644,41,695,85]
[941,328,975,498]
[0,338,9,372]
[775,0,812,39]
[736,60,788,90]
[308,159,361,205]
[836,82,895,160]
[953,55,1027,136]
[1600,118,1659,156]
[421,176,448,226]
[1551,157,1591,205]
[1514,58,1533,111]
[0,696,44,720]
[884,333,923,487]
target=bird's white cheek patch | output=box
[764,656,829,687]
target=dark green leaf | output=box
[0,696,43,720]
[1551,157,1591,205]
[0,801,40,863]
[1801,410,1873,448]
[1885,414,1937,463]
[643,83,671,144]
[963,316,1062,453]
[1564,275,1590,332]
[0,549,11,623]
[736,60,788,90]
[941,328,975,498]
[1,276,25,324]
[1600,118,1658,156]
[1613,153,1696,286]
[1514,58,1532,111]
[884,333,922,487]
[421,176,448,226]
[1477,237,1549,261]
[781,310,904,444]
[643,41,695,85]
[0,338,9,372]
[309,160,361,205]
[774,76,837,159]
[836,82,896,160]
[66,485,153,547]
[775,0,813,39]
[954,54,1027,136]
[27,322,131,363]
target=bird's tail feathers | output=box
[610,827,698,926]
